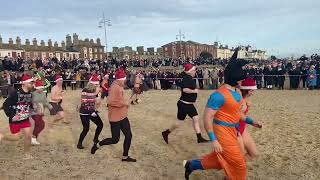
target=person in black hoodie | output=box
[2,74,34,159]
[162,63,208,144]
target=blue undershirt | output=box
[207,90,241,110]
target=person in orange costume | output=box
[183,48,259,180]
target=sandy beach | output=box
[0,89,320,180]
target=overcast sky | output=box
[0,0,319,57]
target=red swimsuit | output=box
[239,103,249,135]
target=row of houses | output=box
[0,34,267,61]
[111,41,267,61]
[0,33,105,60]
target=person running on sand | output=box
[77,74,104,150]
[2,74,34,159]
[237,77,262,160]
[49,75,68,125]
[91,68,136,162]
[162,63,209,144]
[183,49,260,180]
[130,72,143,105]
[31,79,53,145]
[101,73,109,102]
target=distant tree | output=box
[270,55,277,61]
[199,51,213,60]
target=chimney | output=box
[48,39,52,47]
[61,41,66,50]
[16,36,21,48]
[32,38,38,46]
[96,38,101,45]
[73,33,79,45]
[25,39,30,46]
[0,35,2,47]
[54,41,59,48]
[9,38,14,46]
[66,34,72,47]
[90,39,94,44]
[40,40,45,47]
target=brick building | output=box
[161,41,217,60]
[0,33,105,60]
[111,46,162,60]
[161,41,267,60]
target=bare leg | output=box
[0,133,3,142]
[191,115,201,134]
[169,120,184,132]
[192,115,209,143]
[242,129,258,160]
[22,127,32,154]
[237,135,246,155]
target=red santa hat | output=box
[184,63,196,73]
[89,74,101,85]
[54,75,63,82]
[115,69,126,81]
[21,74,34,83]
[240,77,257,90]
[35,80,44,89]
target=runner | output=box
[49,74,68,125]
[2,74,34,159]
[77,74,104,149]
[101,73,109,100]
[91,68,136,162]
[183,49,258,180]
[31,79,53,145]
[162,63,208,144]
[238,77,262,160]
[35,69,51,97]
[130,72,143,105]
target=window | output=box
[84,54,87,58]
[165,47,168,51]
[94,48,97,53]
[100,48,103,52]
[100,54,103,59]
[89,48,92,53]
[95,54,98,59]
[8,52,11,57]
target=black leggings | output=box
[99,117,132,157]
[78,114,104,144]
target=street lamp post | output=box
[176,29,185,66]
[98,12,111,59]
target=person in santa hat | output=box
[100,73,109,100]
[162,63,209,144]
[35,69,51,97]
[77,74,104,150]
[91,68,136,162]
[49,74,68,126]
[2,73,35,159]
[31,79,53,145]
[237,77,262,160]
